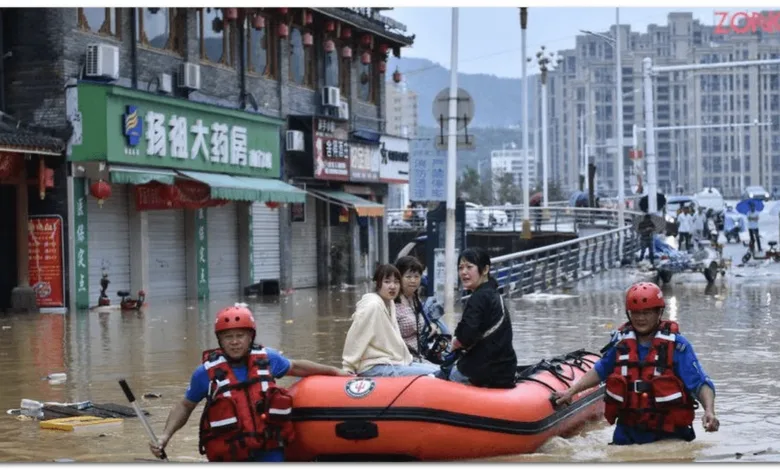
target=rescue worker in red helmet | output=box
[149,303,352,462]
[552,282,719,445]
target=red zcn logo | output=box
[714,11,780,34]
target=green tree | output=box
[457,166,493,205]
[495,170,522,204]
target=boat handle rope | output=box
[373,374,428,420]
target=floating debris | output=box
[142,393,162,399]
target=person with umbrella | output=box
[746,201,762,254]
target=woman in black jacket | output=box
[440,247,517,388]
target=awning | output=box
[109,165,176,185]
[309,189,385,217]
[177,170,307,203]
[351,129,381,144]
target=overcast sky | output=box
[386,7,749,78]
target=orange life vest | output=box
[197,347,295,462]
[603,320,696,434]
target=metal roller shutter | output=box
[251,203,280,281]
[88,184,131,305]
[207,203,240,298]
[291,196,318,288]
[147,209,187,301]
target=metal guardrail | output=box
[388,205,630,234]
[459,207,642,300]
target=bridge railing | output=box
[460,207,643,300]
[388,205,636,234]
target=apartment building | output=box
[490,147,537,189]
[385,80,418,138]
[546,12,780,197]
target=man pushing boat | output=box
[149,303,351,462]
[552,281,719,445]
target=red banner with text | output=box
[28,215,65,308]
[134,180,228,211]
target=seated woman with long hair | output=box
[342,264,440,377]
[438,247,517,388]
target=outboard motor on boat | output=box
[419,297,452,364]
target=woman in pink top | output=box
[394,256,427,361]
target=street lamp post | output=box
[614,8,625,235]
[533,46,562,210]
[519,7,531,239]
[443,8,459,318]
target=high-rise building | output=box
[385,80,418,138]
[546,12,780,197]
[490,147,537,190]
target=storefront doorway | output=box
[0,185,17,310]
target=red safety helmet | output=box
[625,282,665,312]
[214,303,256,335]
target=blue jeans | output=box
[360,362,440,377]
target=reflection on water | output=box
[0,274,778,462]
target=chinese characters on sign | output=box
[315,137,350,180]
[313,118,351,181]
[379,135,410,183]
[349,143,381,182]
[73,179,90,309]
[195,208,209,300]
[28,216,65,308]
[409,152,448,202]
[126,108,274,170]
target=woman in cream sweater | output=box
[342,264,440,377]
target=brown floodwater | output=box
[1,270,778,462]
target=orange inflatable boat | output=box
[286,349,605,461]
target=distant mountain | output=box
[388,56,538,129]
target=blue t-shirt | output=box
[594,333,715,445]
[186,347,292,462]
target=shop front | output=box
[287,116,387,286]
[67,83,306,310]
[0,117,66,313]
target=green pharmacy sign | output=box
[71,83,283,178]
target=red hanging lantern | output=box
[393,68,402,83]
[342,46,352,59]
[158,184,180,207]
[325,20,336,32]
[253,14,265,30]
[361,51,372,65]
[360,34,371,47]
[304,11,313,25]
[302,31,313,47]
[265,201,280,210]
[341,26,352,39]
[378,43,389,55]
[338,207,349,223]
[324,39,335,53]
[90,179,112,208]
[378,61,387,73]
[277,23,289,38]
[223,8,238,21]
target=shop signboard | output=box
[313,118,350,181]
[379,135,410,183]
[71,83,282,178]
[28,215,65,310]
[349,142,381,182]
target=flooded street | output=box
[1,274,779,462]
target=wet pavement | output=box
[1,273,779,462]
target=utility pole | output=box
[534,45,561,210]
[519,7,531,239]
[614,8,625,236]
[443,8,459,318]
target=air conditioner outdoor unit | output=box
[178,62,201,90]
[85,44,120,80]
[338,102,350,120]
[321,86,341,107]
[286,130,305,152]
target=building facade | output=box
[546,11,780,197]
[384,80,418,139]
[2,7,412,311]
[490,148,538,189]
